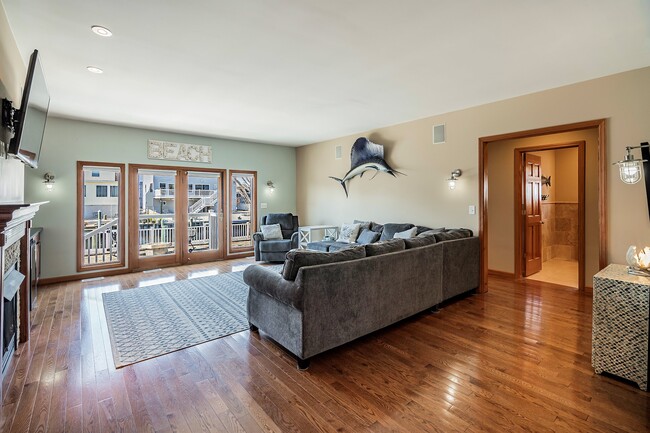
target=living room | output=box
[1,1,650,432]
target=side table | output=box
[592,264,649,391]
[298,225,339,249]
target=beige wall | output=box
[555,147,578,202]
[296,67,650,282]
[0,2,26,203]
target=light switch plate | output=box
[468,205,476,215]
[260,203,268,209]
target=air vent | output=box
[335,145,342,159]
[433,124,446,144]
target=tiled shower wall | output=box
[541,202,578,261]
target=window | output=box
[77,162,125,271]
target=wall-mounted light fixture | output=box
[447,169,462,190]
[266,180,276,193]
[43,172,55,191]
[614,143,650,184]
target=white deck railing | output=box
[83,218,119,265]
[231,222,251,241]
[83,215,252,262]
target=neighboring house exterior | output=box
[83,168,119,219]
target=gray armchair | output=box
[253,213,300,262]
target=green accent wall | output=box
[24,117,296,279]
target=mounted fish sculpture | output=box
[330,137,403,197]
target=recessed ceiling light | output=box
[86,66,104,74]
[91,25,112,37]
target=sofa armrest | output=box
[243,265,302,308]
[290,231,299,249]
[253,232,264,242]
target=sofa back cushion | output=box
[433,228,473,242]
[379,223,415,241]
[418,228,446,237]
[404,235,437,249]
[357,229,380,244]
[282,246,366,281]
[365,238,405,256]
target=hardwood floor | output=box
[1,258,649,432]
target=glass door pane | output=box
[79,163,124,269]
[230,172,256,252]
[187,172,221,254]
[137,169,177,257]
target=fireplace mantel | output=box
[0,202,47,245]
[0,201,47,379]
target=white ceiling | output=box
[3,0,650,146]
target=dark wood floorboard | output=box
[2,257,649,432]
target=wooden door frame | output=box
[128,164,226,271]
[227,170,257,259]
[478,119,607,293]
[514,141,586,290]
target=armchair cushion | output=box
[259,239,294,253]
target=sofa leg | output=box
[249,322,259,332]
[297,358,310,370]
[430,305,440,313]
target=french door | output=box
[129,164,225,270]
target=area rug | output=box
[102,266,281,368]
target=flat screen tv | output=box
[8,49,50,169]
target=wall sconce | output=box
[614,143,650,184]
[43,172,55,191]
[447,169,462,190]
[266,180,276,193]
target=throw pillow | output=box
[260,224,283,240]
[370,222,384,233]
[404,235,437,249]
[282,246,366,281]
[356,229,380,245]
[353,219,372,232]
[393,227,417,239]
[364,239,405,257]
[336,223,361,243]
[379,223,415,241]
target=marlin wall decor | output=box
[330,137,403,197]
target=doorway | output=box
[514,142,586,289]
[478,119,607,293]
[128,164,226,271]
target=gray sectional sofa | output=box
[243,227,480,369]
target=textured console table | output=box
[592,264,649,391]
[298,225,338,249]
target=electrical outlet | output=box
[260,203,268,209]
[468,205,476,215]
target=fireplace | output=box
[0,202,46,378]
[2,252,22,373]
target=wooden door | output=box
[524,153,543,276]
